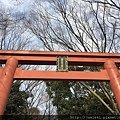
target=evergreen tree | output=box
[4,81,31,115]
[46,81,115,115]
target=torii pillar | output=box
[0,57,18,115]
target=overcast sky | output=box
[0,0,34,13]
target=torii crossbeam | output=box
[0,50,120,115]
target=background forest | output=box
[0,0,120,116]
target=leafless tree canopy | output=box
[25,0,120,53]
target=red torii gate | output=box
[0,50,120,115]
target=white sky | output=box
[0,0,34,12]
